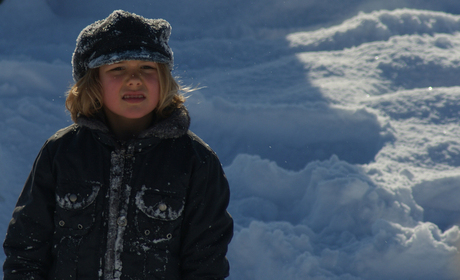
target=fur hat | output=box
[72,10,173,82]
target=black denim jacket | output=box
[3,106,233,280]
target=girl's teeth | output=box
[123,95,143,99]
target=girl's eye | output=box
[110,67,124,71]
[141,65,156,70]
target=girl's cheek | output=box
[110,74,123,80]
[145,74,159,83]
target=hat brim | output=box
[88,48,173,70]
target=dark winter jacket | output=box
[3,106,233,280]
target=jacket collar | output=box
[76,105,190,140]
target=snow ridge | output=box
[3,2,460,280]
[287,9,460,51]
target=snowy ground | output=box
[2,0,460,279]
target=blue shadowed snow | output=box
[2,0,460,279]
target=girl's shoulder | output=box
[185,130,210,150]
[49,123,83,142]
[44,123,94,150]
[181,130,222,163]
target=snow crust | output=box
[2,0,460,279]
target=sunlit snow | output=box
[2,0,460,279]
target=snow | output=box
[135,185,185,221]
[104,147,134,280]
[2,0,460,279]
[56,183,100,210]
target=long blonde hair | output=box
[65,63,187,122]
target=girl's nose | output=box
[127,73,142,86]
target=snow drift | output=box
[2,0,460,279]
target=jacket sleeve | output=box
[3,143,56,280]
[180,151,233,280]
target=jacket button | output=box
[166,233,173,239]
[158,203,168,211]
[69,194,78,202]
[117,216,127,227]
[59,220,65,227]
[78,224,84,230]
[144,230,150,236]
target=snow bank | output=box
[291,28,460,105]
[226,155,460,280]
[2,1,460,279]
[188,97,393,169]
[287,9,460,51]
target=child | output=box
[3,10,233,280]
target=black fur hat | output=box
[72,10,173,82]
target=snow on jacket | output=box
[3,106,233,280]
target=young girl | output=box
[3,10,233,280]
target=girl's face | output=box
[99,60,160,124]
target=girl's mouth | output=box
[123,94,144,99]
[122,94,145,103]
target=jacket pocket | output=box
[51,180,102,280]
[54,180,101,235]
[134,185,185,243]
[134,185,185,279]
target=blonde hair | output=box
[65,63,187,122]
